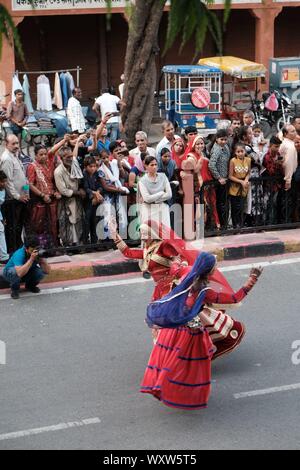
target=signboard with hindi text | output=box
[12,0,129,11]
[11,0,263,12]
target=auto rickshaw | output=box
[198,56,266,119]
[161,64,222,135]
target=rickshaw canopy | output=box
[162,65,221,75]
[198,56,266,79]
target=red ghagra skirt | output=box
[141,327,214,410]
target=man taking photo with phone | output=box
[93,88,121,141]
[2,235,51,299]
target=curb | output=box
[1,239,299,290]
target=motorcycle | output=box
[245,87,294,136]
[261,89,294,132]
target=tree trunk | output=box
[122,0,166,147]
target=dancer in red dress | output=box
[141,252,263,410]
[112,220,252,359]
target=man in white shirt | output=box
[93,88,120,141]
[279,124,298,222]
[156,120,180,160]
[67,88,86,134]
[118,74,125,100]
[280,124,298,191]
[130,131,155,161]
[0,135,28,252]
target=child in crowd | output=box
[252,123,268,158]
[158,147,179,207]
[158,148,177,182]
[209,129,231,228]
[229,144,251,229]
[83,156,104,244]
[0,171,9,264]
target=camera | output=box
[38,249,47,257]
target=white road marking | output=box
[0,256,300,300]
[220,256,300,272]
[0,277,151,300]
[0,417,101,442]
[234,383,300,399]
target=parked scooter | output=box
[261,89,294,132]
[244,87,294,136]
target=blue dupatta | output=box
[146,252,216,328]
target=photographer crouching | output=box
[2,236,51,299]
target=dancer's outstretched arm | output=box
[109,220,144,259]
[206,267,263,304]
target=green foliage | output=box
[165,0,232,57]
[0,4,24,62]
[223,0,232,28]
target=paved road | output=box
[0,258,300,450]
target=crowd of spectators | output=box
[1,101,300,263]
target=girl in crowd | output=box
[128,152,147,192]
[229,143,251,229]
[185,135,220,230]
[142,252,263,410]
[138,156,172,227]
[27,145,61,248]
[237,126,264,226]
[171,137,187,171]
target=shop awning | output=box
[198,56,266,78]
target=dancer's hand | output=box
[249,266,263,279]
[244,266,263,290]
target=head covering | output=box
[134,152,146,173]
[146,252,217,328]
[139,220,234,296]
[171,137,187,169]
[184,135,205,159]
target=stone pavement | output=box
[1,228,299,289]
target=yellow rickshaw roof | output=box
[198,56,266,78]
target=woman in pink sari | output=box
[27,145,61,248]
[185,135,220,229]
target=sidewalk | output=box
[1,228,300,289]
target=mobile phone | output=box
[111,111,120,117]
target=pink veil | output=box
[142,220,234,295]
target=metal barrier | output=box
[201,176,300,237]
[3,173,300,256]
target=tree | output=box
[121,0,231,145]
[0,0,231,145]
[0,3,24,62]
